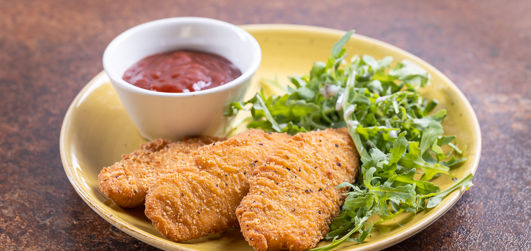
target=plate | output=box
[60,25,481,251]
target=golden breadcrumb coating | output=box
[236,128,359,251]
[144,130,290,241]
[98,136,223,208]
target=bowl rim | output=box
[102,17,262,97]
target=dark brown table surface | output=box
[1,0,529,250]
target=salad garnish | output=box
[226,30,473,250]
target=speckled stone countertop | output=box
[1,0,529,250]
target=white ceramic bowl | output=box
[103,17,261,140]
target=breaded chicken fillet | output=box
[144,130,290,242]
[98,136,222,208]
[236,128,359,251]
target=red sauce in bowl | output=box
[122,50,242,93]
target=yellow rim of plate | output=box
[60,24,481,251]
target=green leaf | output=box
[419,119,443,154]
[331,30,355,59]
[249,93,281,132]
[437,135,456,146]
[424,173,474,208]
[224,101,244,116]
[442,157,467,168]
[389,59,430,87]
[289,75,306,88]
[296,86,316,99]
[389,132,408,164]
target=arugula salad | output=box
[226,30,473,250]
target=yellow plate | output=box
[60,24,481,251]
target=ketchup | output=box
[122,50,242,93]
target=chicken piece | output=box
[236,128,359,251]
[144,129,290,242]
[98,136,223,208]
